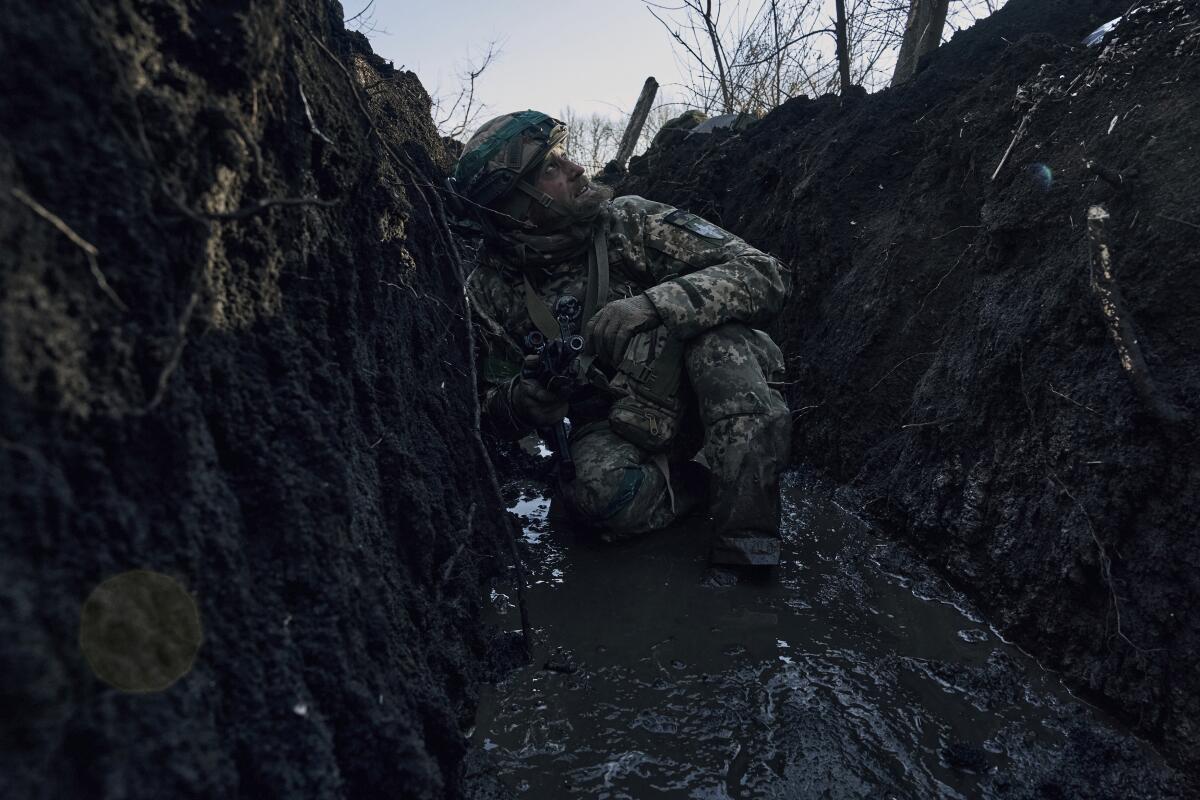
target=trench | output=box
[471,470,1181,798]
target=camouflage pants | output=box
[559,323,792,564]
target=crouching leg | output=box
[558,424,704,540]
[685,324,793,565]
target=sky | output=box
[341,0,691,131]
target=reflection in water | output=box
[475,472,1182,798]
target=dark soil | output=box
[1,1,513,798]
[618,0,1200,779]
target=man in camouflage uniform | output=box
[450,110,792,569]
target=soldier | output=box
[449,110,792,573]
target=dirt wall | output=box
[0,1,508,797]
[619,0,1200,776]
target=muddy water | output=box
[472,471,1183,799]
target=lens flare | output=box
[1026,162,1053,191]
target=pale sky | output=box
[342,0,690,131]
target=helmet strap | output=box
[514,180,574,221]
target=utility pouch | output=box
[608,327,688,453]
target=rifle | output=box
[522,296,585,481]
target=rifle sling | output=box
[523,274,562,340]
[523,221,610,342]
[583,221,609,327]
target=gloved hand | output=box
[585,294,661,366]
[510,354,569,428]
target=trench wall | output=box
[0,1,508,797]
[619,0,1200,775]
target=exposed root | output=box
[10,187,128,311]
[138,283,201,414]
[439,502,476,584]
[298,80,336,147]
[867,351,935,393]
[1047,470,1162,655]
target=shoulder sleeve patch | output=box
[663,209,729,241]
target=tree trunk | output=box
[892,0,951,86]
[612,77,659,170]
[834,0,851,95]
[702,0,734,113]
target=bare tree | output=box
[432,41,502,140]
[560,108,623,174]
[834,0,851,93]
[646,0,1007,111]
[892,0,951,84]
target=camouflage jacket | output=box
[467,195,791,439]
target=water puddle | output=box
[472,471,1182,798]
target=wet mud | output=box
[470,472,1188,798]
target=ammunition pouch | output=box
[608,326,688,453]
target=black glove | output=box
[584,294,661,366]
[510,354,569,428]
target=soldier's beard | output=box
[529,180,613,232]
[566,180,613,220]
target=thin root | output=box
[11,188,128,311]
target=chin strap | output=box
[514,179,575,220]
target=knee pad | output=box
[561,464,646,525]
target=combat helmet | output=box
[448,110,573,227]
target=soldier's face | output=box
[527,147,611,226]
[533,147,587,205]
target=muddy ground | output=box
[471,471,1189,798]
[618,0,1200,780]
[1,1,513,797]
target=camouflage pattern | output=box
[467,195,793,562]
[559,323,791,556]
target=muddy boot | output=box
[709,533,781,566]
[700,561,775,587]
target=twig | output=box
[343,0,376,25]
[298,81,336,147]
[1047,383,1100,416]
[931,224,982,240]
[140,285,202,413]
[1086,205,1183,425]
[991,102,1038,181]
[440,502,476,583]
[204,196,338,221]
[868,351,935,392]
[908,244,973,323]
[901,416,958,429]
[11,188,128,311]
[1047,470,1160,654]
[1157,212,1200,231]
